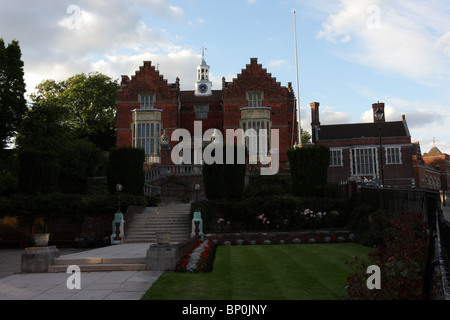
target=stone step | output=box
[130,220,190,225]
[125,236,189,242]
[127,227,190,232]
[52,257,147,265]
[48,263,146,272]
[124,204,192,244]
[48,257,147,272]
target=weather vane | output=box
[201,47,207,59]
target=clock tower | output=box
[194,48,212,96]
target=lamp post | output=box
[194,183,200,210]
[116,183,123,213]
[111,183,125,244]
[375,108,385,187]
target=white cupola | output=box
[195,48,212,96]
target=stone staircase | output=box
[124,203,192,244]
[48,203,192,273]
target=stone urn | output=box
[31,233,50,247]
[156,231,171,245]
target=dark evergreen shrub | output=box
[287,145,330,197]
[107,146,145,195]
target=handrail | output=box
[145,164,203,183]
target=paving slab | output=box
[0,244,163,300]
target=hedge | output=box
[287,145,330,197]
[202,144,246,200]
[107,146,145,195]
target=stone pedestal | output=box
[191,211,204,238]
[146,244,178,271]
[21,246,60,273]
[111,211,125,245]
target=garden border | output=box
[203,229,354,244]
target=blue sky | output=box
[1,0,450,153]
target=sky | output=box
[1,0,450,154]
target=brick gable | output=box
[116,61,179,148]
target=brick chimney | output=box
[310,102,320,144]
[372,102,385,123]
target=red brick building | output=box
[422,144,450,191]
[116,55,298,168]
[311,101,415,187]
[412,142,441,190]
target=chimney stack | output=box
[372,102,385,123]
[310,102,320,144]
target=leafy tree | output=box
[18,149,59,195]
[301,129,311,144]
[0,39,27,152]
[29,72,119,151]
[16,99,74,153]
[16,95,108,194]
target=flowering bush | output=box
[297,209,340,230]
[345,211,430,300]
[257,213,270,228]
[217,217,231,232]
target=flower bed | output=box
[176,240,217,273]
[204,230,354,245]
[212,233,354,246]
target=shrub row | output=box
[0,192,160,220]
[194,195,352,233]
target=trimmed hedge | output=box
[0,193,160,220]
[107,146,145,195]
[287,145,330,197]
[202,144,246,200]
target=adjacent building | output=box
[423,143,450,191]
[310,101,415,187]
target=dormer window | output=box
[139,93,155,110]
[247,91,263,107]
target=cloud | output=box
[268,59,288,69]
[317,0,450,82]
[0,1,187,96]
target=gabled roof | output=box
[318,121,409,141]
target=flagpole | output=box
[293,10,302,147]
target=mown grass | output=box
[141,243,371,300]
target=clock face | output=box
[198,83,208,93]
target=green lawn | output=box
[141,243,371,300]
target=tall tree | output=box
[0,39,27,152]
[29,72,119,151]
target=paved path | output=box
[0,243,163,300]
